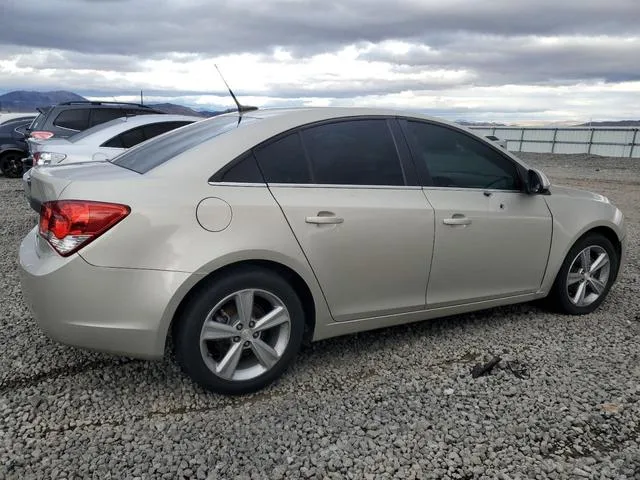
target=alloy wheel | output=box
[566,245,610,307]
[199,289,291,381]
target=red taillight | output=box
[30,131,55,140]
[39,200,130,256]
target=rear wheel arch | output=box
[168,259,317,350]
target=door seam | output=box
[264,183,336,320]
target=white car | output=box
[26,114,202,167]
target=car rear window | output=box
[111,114,259,173]
[28,110,50,130]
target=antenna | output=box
[112,96,127,121]
[140,90,144,105]
[214,64,258,114]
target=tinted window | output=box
[214,153,264,183]
[91,109,126,126]
[119,127,146,148]
[406,121,521,190]
[254,132,311,184]
[127,108,154,116]
[28,109,51,130]
[102,134,124,148]
[112,114,258,173]
[142,121,192,139]
[53,109,90,131]
[302,119,405,186]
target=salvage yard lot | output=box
[1,153,639,479]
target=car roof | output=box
[245,106,453,125]
[69,113,204,143]
[134,106,532,179]
[0,113,37,125]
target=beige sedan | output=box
[19,107,627,394]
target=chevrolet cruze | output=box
[19,107,627,394]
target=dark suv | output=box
[0,117,35,177]
[25,101,164,140]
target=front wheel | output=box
[548,233,619,315]
[174,267,305,395]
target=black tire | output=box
[547,233,619,315]
[0,151,26,178]
[174,267,305,395]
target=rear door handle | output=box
[305,213,344,225]
[443,215,471,226]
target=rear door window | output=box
[53,109,91,131]
[253,132,311,184]
[301,119,406,186]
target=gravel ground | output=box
[1,154,639,480]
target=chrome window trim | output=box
[422,186,524,194]
[208,181,267,187]
[208,181,423,190]
[267,183,423,190]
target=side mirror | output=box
[526,169,551,194]
[92,152,109,162]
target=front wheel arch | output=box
[546,228,620,314]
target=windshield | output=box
[111,113,259,173]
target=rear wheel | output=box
[548,233,619,315]
[174,267,305,395]
[0,151,26,178]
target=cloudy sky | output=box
[1,0,639,124]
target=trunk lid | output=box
[25,162,140,213]
[27,137,71,155]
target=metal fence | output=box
[469,126,640,158]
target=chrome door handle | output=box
[443,215,471,226]
[305,215,344,225]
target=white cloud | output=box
[1,0,639,123]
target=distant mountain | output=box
[0,90,87,112]
[456,120,507,127]
[577,120,640,127]
[0,90,226,118]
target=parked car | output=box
[485,135,508,149]
[22,114,202,202]
[0,117,35,177]
[24,101,164,140]
[19,107,626,395]
[25,114,202,168]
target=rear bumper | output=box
[19,227,192,359]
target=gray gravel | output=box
[1,154,639,480]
